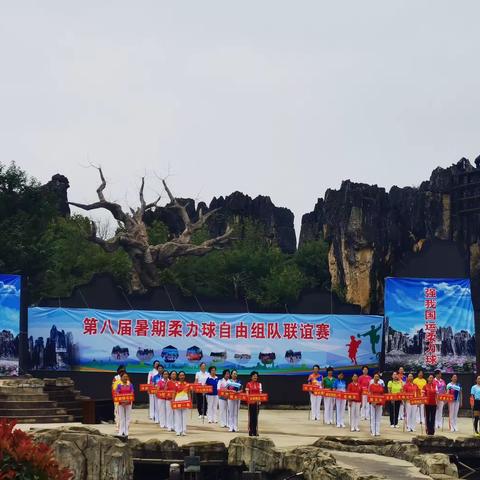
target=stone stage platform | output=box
[18,408,475,448]
[18,408,477,479]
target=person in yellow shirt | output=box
[387,371,403,428]
[413,369,426,425]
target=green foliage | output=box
[160,219,327,307]
[294,239,330,288]
[147,220,169,244]
[35,215,131,299]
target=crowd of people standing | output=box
[307,365,467,437]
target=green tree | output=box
[36,215,131,299]
[294,239,330,289]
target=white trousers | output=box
[156,398,166,427]
[174,408,188,435]
[416,404,425,424]
[118,403,132,436]
[165,400,174,430]
[336,399,346,427]
[449,400,460,431]
[219,399,228,427]
[227,399,240,431]
[370,404,382,435]
[435,400,445,429]
[361,394,370,420]
[149,393,155,419]
[405,403,416,431]
[114,403,119,428]
[399,401,405,420]
[324,397,335,424]
[350,402,361,430]
[310,393,322,420]
[207,395,219,422]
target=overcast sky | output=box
[1,1,479,239]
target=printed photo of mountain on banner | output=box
[385,277,476,373]
[0,274,21,376]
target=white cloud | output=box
[0,281,19,296]
[432,281,471,297]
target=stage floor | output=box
[20,408,475,448]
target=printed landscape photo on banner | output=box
[28,307,383,375]
[0,274,21,376]
[385,277,475,373]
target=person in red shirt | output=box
[245,371,263,436]
[358,366,372,421]
[173,371,191,436]
[307,364,323,421]
[403,373,418,432]
[424,374,438,436]
[347,373,362,432]
[368,373,384,436]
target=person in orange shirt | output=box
[358,366,372,421]
[165,371,177,432]
[347,373,362,432]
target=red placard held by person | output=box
[367,394,385,404]
[171,400,192,410]
[238,393,269,404]
[438,394,454,403]
[139,384,151,392]
[156,390,175,400]
[191,384,213,394]
[113,393,135,404]
[409,396,428,405]
[384,393,414,401]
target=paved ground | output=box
[21,407,475,447]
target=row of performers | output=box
[306,366,465,436]
[132,363,267,438]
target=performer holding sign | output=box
[368,373,384,436]
[387,372,403,428]
[307,365,322,421]
[218,369,231,428]
[246,371,262,437]
[433,370,447,430]
[334,372,347,428]
[156,370,170,428]
[447,374,462,432]
[413,370,426,425]
[226,369,242,432]
[165,371,177,431]
[147,360,160,420]
[194,362,209,419]
[358,366,371,421]
[403,374,417,432]
[206,366,220,424]
[347,374,362,432]
[115,372,134,438]
[323,367,336,425]
[173,371,191,436]
[470,376,480,437]
[424,375,438,436]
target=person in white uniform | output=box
[218,369,231,428]
[194,362,209,418]
[147,360,160,420]
[226,369,242,432]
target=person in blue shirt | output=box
[447,374,462,432]
[470,376,480,436]
[205,366,219,423]
[333,371,347,428]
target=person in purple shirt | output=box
[205,366,219,423]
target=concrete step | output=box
[0,400,58,409]
[0,393,50,401]
[0,407,68,416]
[4,414,74,424]
[0,386,45,395]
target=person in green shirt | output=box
[387,371,404,428]
[323,367,336,425]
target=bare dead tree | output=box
[69,166,233,292]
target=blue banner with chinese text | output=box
[28,307,382,375]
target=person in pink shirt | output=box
[433,369,447,429]
[358,366,372,420]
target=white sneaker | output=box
[390,425,395,428]
[176,433,180,436]
[355,428,360,432]
[181,432,186,436]
[394,425,399,429]
[351,428,355,432]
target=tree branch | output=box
[88,221,121,253]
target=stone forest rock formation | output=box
[300,157,480,312]
[43,155,480,311]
